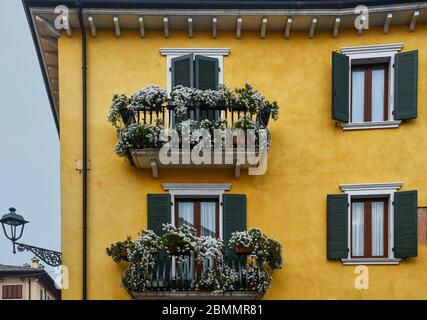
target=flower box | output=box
[120,249,129,261]
[235,245,252,254]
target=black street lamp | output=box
[0,207,61,267]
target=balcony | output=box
[107,226,283,300]
[130,251,263,300]
[108,84,279,178]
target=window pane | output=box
[178,202,194,228]
[371,68,385,121]
[371,201,385,256]
[352,202,364,256]
[201,202,216,237]
[352,69,365,122]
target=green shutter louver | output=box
[327,194,348,260]
[195,55,219,90]
[171,54,194,88]
[332,52,350,123]
[394,50,418,120]
[195,55,220,121]
[147,194,171,236]
[223,194,247,252]
[394,190,418,258]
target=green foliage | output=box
[106,236,134,263]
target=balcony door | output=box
[175,198,219,238]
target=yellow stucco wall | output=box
[59,25,427,300]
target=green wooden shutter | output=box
[394,190,418,258]
[223,194,247,250]
[147,194,171,236]
[195,55,219,121]
[171,54,194,88]
[394,50,418,120]
[332,52,349,123]
[327,194,348,259]
[195,55,219,90]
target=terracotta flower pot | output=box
[120,249,129,261]
[235,245,251,254]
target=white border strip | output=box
[160,48,230,56]
[340,182,402,192]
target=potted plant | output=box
[129,85,167,111]
[160,224,197,262]
[195,264,238,294]
[106,236,134,263]
[242,265,272,293]
[108,94,133,128]
[229,231,253,254]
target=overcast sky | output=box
[0,0,60,274]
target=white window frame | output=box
[159,48,230,94]
[339,182,402,265]
[162,183,231,276]
[340,43,403,131]
[162,183,232,240]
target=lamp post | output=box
[0,207,61,267]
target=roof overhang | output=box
[22,0,427,135]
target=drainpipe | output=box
[77,0,88,300]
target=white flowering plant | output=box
[107,94,131,129]
[160,224,198,262]
[170,84,241,117]
[194,236,224,263]
[233,116,270,149]
[195,264,239,294]
[114,121,165,160]
[242,265,272,293]
[229,228,283,271]
[107,226,282,294]
[234,83,266,115]
[106,236,134,263]
[121,262,152,293]
[129,85,167,111]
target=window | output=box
[160,48,229,127]
[327,183,418,265]
[40,289,43,300]
[175,198,219,238]
[351,198,388,258]
[332,44,418,130]
[2,285,23,299]
[351,64,388,123]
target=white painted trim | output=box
[160,48,230,56]
[341,120,401,130]
[162,183,232,191]
[340,182,402,192]
[341,43,403,126]
[340,182,402,262]
[162,48,228,97]
[341,43,403,55]
[341,258,400,265]
[162,183,231,241]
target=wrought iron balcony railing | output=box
[130,250,266,300]
[119,103,271,128]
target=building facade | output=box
[22,0,427,299]
[0,258,60,300]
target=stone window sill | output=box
[341,120,401,131]
[341,258,401,265]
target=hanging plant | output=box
[129,85,167,111]
[195,264,239,294]
[107,94,131,129]
[160,224,198,262]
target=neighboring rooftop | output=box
[21,0,427,135]
[0,257,61,299]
